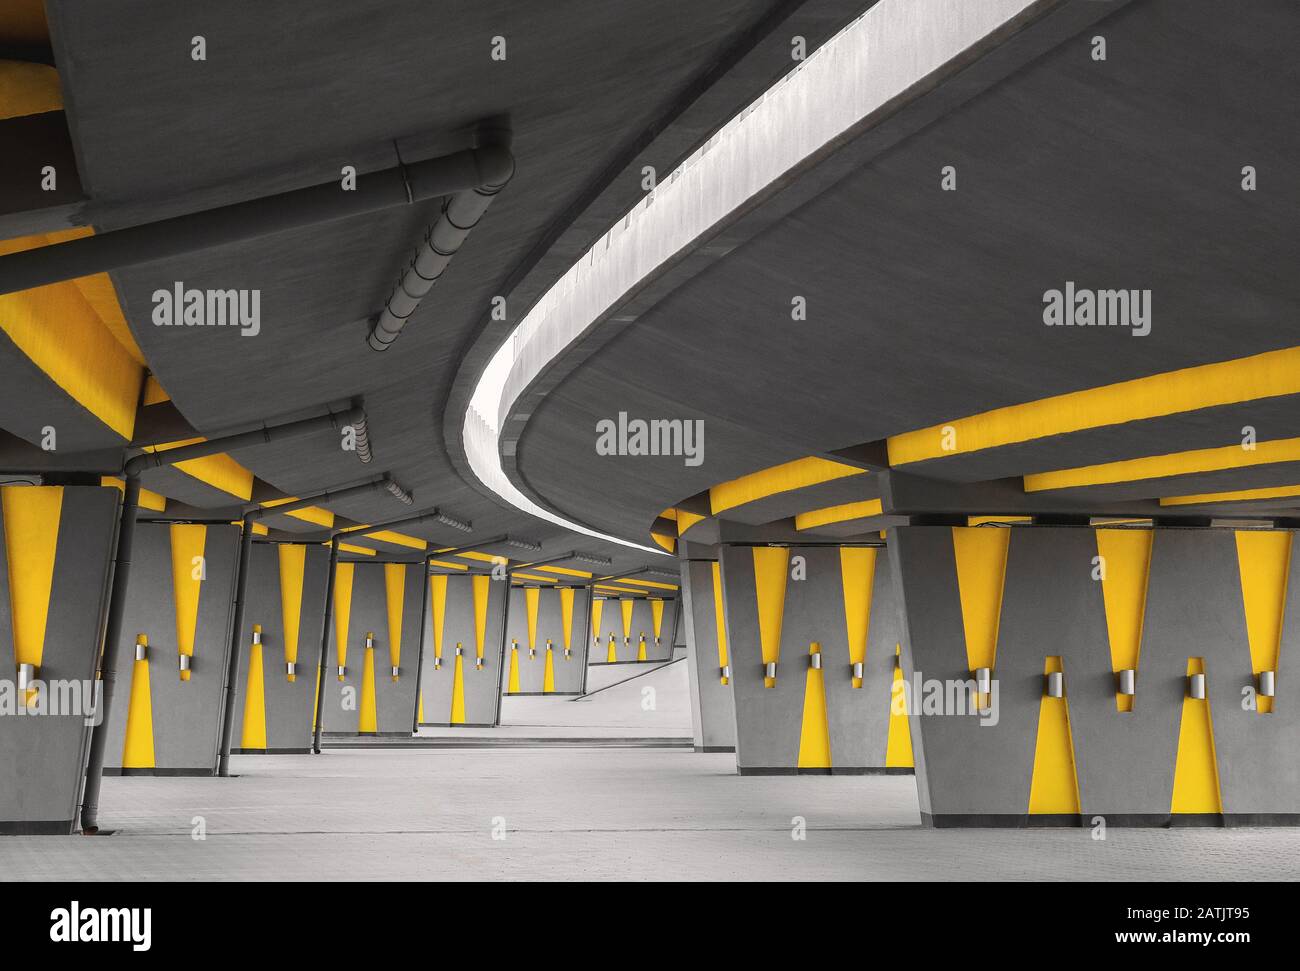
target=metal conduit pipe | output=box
[0,140,515,297]
[214,476,400,777]
[80,406,371,832]
[368,131,515,351]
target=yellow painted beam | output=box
[710,456,866,516]
[1025,436,1300,493]
[795,498,883,531]
[890,345,1300,466]
[1162,483,1300,506]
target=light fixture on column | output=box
[135,635,148,662]
[851,661,864,682]
[455,643,463,656]
[252,628,262,646]
[809,651,822,670]
[764,661,777,683]
[1117,668,1136,696]
[1259,670,1276,698]
[974,667,991,695]
[338,665,347,681]
[1188,672,1206,700]
[365,632,375,651]
[475,651,484,670]
[179,653,191,674]
[16,662,36,692]
[391,665,401,680]
[286,660,297,678]
[720,664,730,682]
[1045,671,1064,698]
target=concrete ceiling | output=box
[512,0,1300,544]
[34,0,875,574]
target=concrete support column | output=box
[501,585,590,696]
[889,524,1300,828]
[716,542,909,775]
[0,486,119,834]
[679,558,736,753]
[418,573,506,727]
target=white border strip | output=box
[464,0,1039,551]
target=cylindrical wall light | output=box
[974,667,991,695]
[809,652,822,670]
[16,662,35,691]
[1188,672,1206,700]
[1259,670,1276,698]
[1045,671,1064,698]
[286,660,297,677]
[1117,668,1136,696]
[720,664,730,680]
[764,661,777,682]
[851,661,864,682]
[391,665,400,680]
[337,665,347,681]
[252,629,262,646]
[135,636,148,662]
[365,633,375,650]
[179,654,191,673]
[455,643,463,656]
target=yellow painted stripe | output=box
[261,498,334,528]
[607,633,617,663]
[531,564,593,578]
[430,575,448,659]
[1162,483,1300,507]
[753,547,788,688]
[1096,528,1152,713]
[620,598,633,645]
[337,543,376,556]
[1028,656,1080,815]
[333,563,354,675]
[385,563,405,672]
[609,576,678,591]
[711,562,729,684]
[1,485,61,668]
[170,524,205,680]
[889,345,1300,465]
[148,438,253,500]
[885,647,914,768]
[472,575,490,658]
[121,635,155,769]
[651,531,676,553]
[951,527,1009,672]
[1171,658,1223,814]
[142,375,170,405]
[359,633,378,732]
[676,510,706,535]
[0,59,61,120]
[100,476,167,512]
[428,558,468,571]
[365,529,426,550]
[795,498,883,531]
[591,598,604,646]
[543,643,555,692]
[797,643,831,769]
[1026,436,1300,493]
[840,547,876,688]
[240,632,267,750]
[0,230,142,439]
[709,456,866,516]
[651,599,664,640]
[450,653,466,724]
[507,644,520,693]
[560,588,575,651]
[278,545,306,666]
[1235,531,1290,715]
[525,587,539,651]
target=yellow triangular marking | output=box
[1235,530,1290,715]
[170,524,205,681]
[840,547,876,688]
[885,647,914,768]
[1028,656,1080,815]
[359,633,378,732]
[430,575,448,661]
[450,654,466,724]
[1171,658,1223,814]
[560,588,574,651]
[122,635,155,768]
[472,575,490,658]
[241,631,267,750]
[951,526,1009,672]
[278,544,306,665]
[1097,528,1152,712]
[753,547,789,687]
[384,563,405,673]
[711,562,729,683]
[1,485,62,669]
[798,644,831,768]
[333,562,354,675]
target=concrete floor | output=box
[4,748,1299,880]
